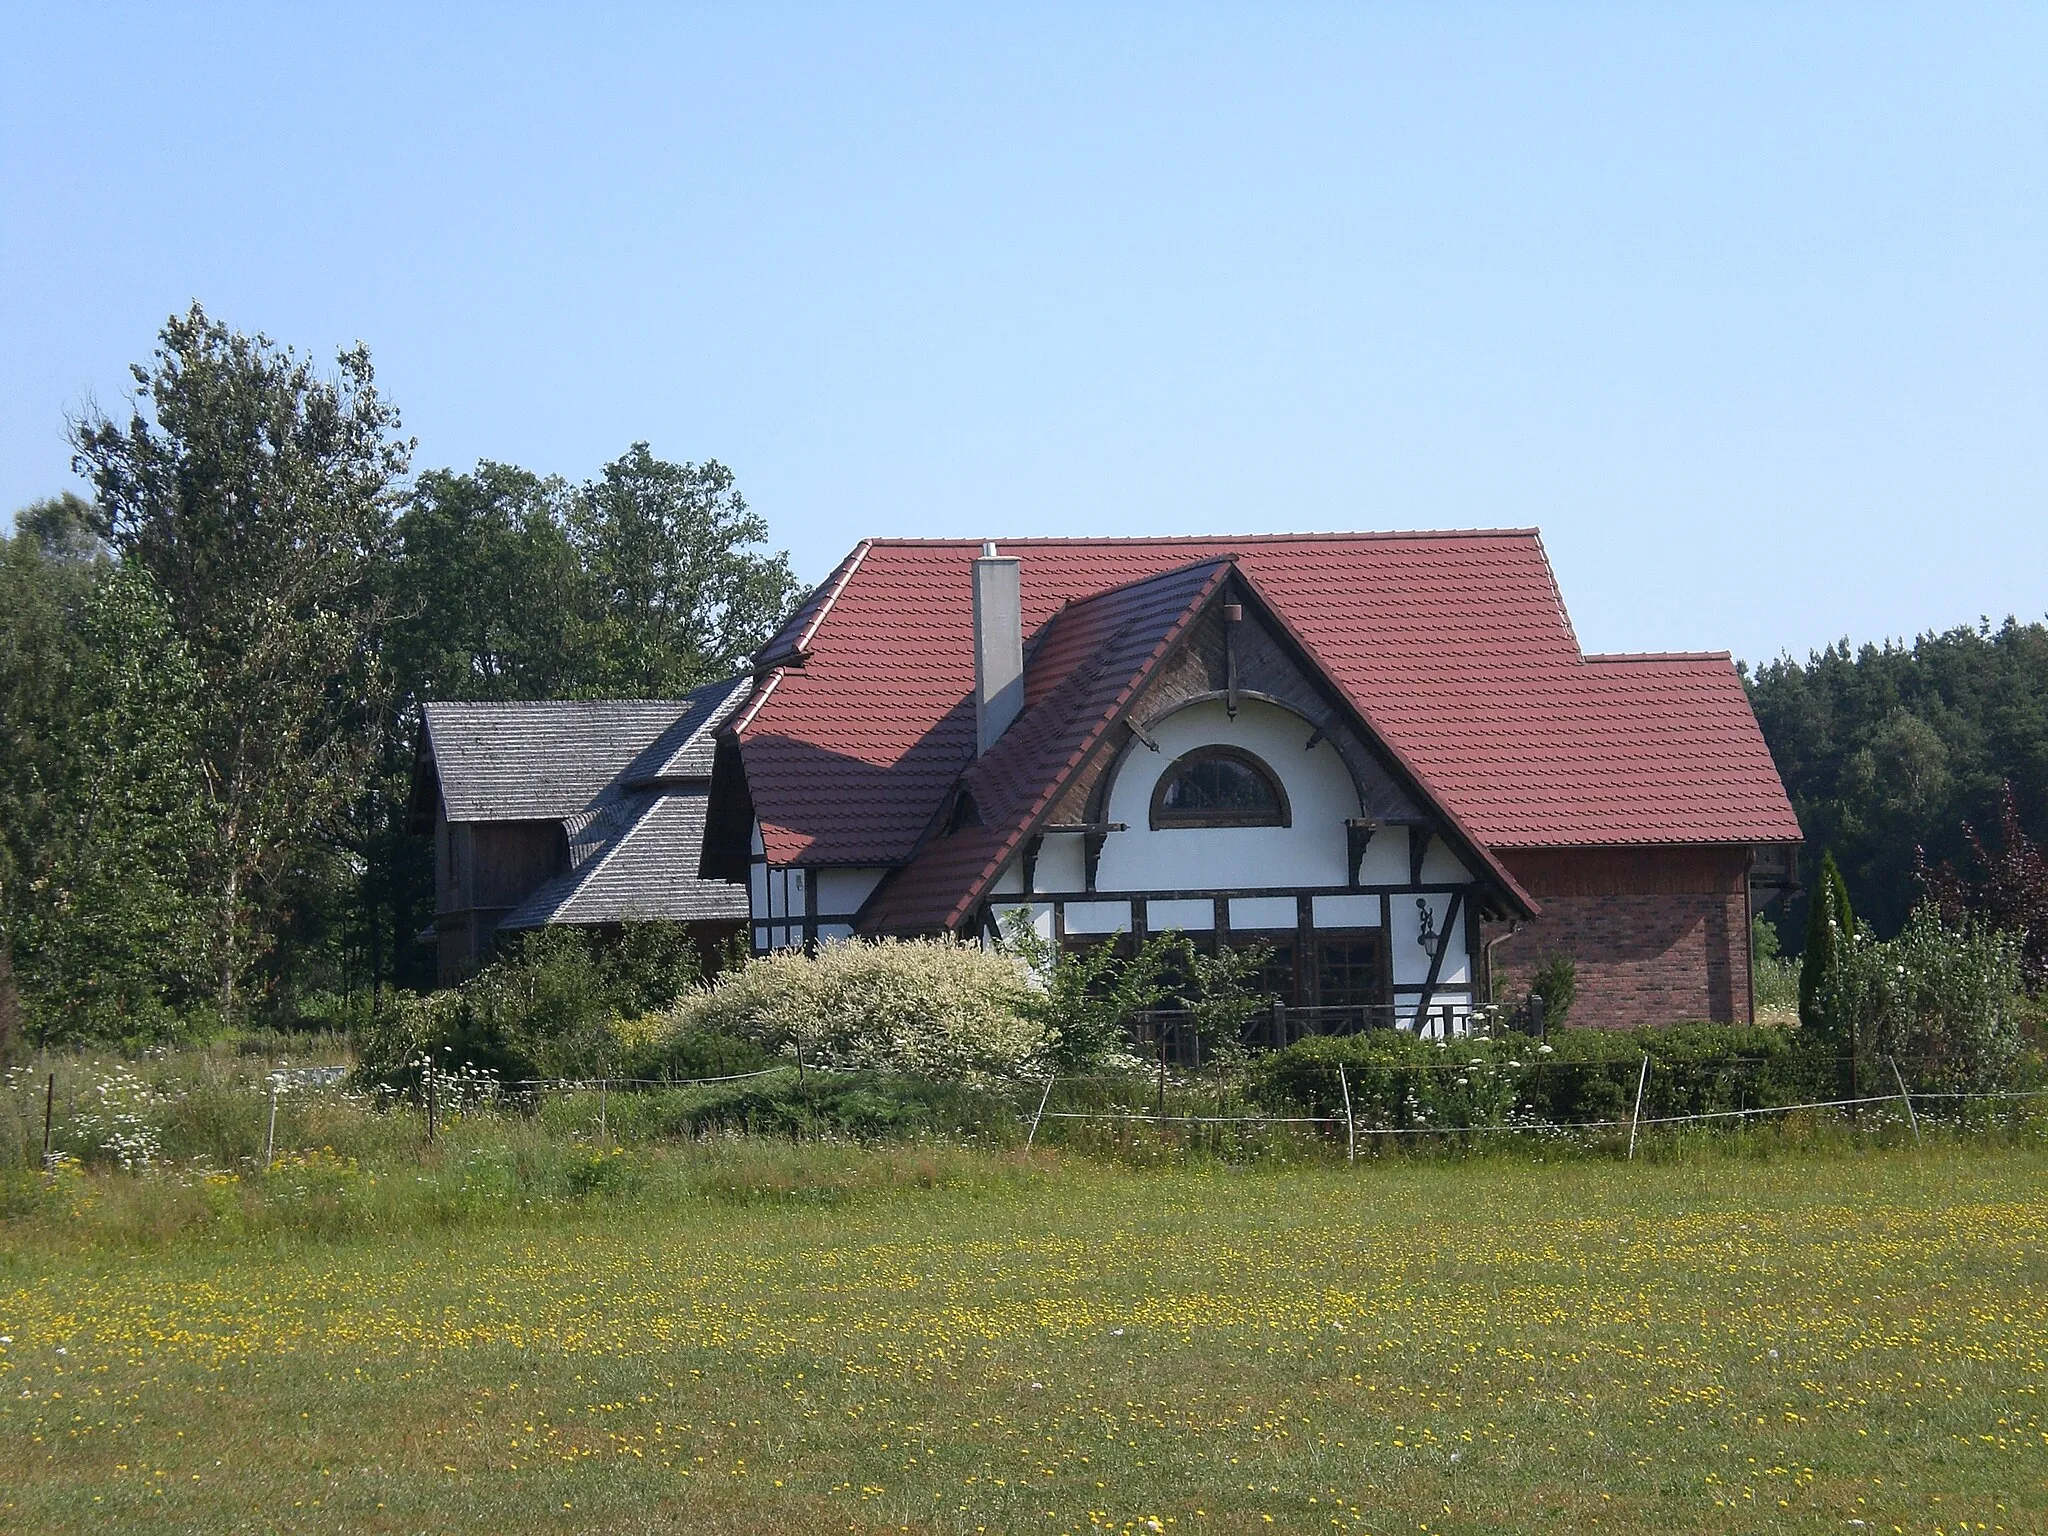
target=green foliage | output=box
[1528,953,1577,1026]
[1746,620,2048,943]
[565,442,799,697]
[662,937,1043,1085]
[999,912,1179,1071]
[1835,904,2028,1089]
[1751,913,1800,1015]
[1920,784,2048,991]
[70,302,413,1019]
[1172,936,1273,1070]
[6,565,210,1042]
[1250,1023,1843,1130]
[1800,849,1856,1047]
[356,924,707,1086]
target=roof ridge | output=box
[1585,650,1735,663]
[1038,554,1237,614]
[858,528,1541,547]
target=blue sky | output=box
[4,4,2043,664]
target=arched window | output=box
[1149,746,1291,829]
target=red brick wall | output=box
[1483,846,1753,1029]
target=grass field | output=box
[4,1140,2045,1534]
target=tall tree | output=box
[1747,620,2048,942]
[0,507,100,1053]
[385,462,586,705]
[567,443,796,696]
[70,304,412,1018]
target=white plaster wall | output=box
[1094,699,1356,893]
[750,821,765,856]
[991,901,1053,941]
[817,922,855,943]
[1228,895,1296,931]
[817,867,886,917]
[991,865,1025,896]
[1147,897,1214,932]
[1311,894,1381,928]
[1420,838,1472,884]
[1033,833,1087,893]
[1064,900,1131,934]
[1357,825,1410,885]
[1390,894,1471,987]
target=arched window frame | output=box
[1148,745,1292,830]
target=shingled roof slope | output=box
[426,676,747,823]
[857,560,1233,934]
[500,792,749,930]
[732,534,1800,863]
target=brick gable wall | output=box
[1482,846,1754,1029]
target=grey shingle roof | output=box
[498,791,749,930]
[424,676,749,823]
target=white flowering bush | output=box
[67,1064,164,1171]
[663,938,1044,1085]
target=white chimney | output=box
[972,540,1024,755]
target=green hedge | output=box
[1248,1025,1844,1132]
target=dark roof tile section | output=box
[426,676,748,823]
[734,534,1800,862]
[857,560,1234,934]
[501,792,748,930]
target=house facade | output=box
[701,532,1804,1031]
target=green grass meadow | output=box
[4,1139,2046,1535]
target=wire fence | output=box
[9,1048,2047,1174]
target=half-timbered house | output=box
[699,532,1803,1031]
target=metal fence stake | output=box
[1627,1055,1650,1161]
[1338,1064,1356,1164]
[1889,1054,1921,1145]
[42,1072,55,1165]
[264,1083,278,1168]
[1025,1074,1056,1151]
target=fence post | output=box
[599,1078,608,1144]
[1025,1074,1056,1151]
[1156,1021,1167,1117]
[1338,1064,1355,1165]
[1889,1054,1921,1145]
[264,1081,279,1168]
[41,1072,55,1165]
[426,1066,438,1143]
[1627,1054,1650,1161]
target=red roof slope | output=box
[858,560,1233,934]
[735,532,1800,866]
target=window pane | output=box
[1316,937,1383,1008]
[1164,757,1275,813]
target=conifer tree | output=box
[1799,850,1856,1046]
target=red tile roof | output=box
[857,559,1232,934]
[733,532,1800,872]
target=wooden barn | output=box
[410,678,750,985]
[698,532,1804,1031]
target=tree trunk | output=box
[216,861,241,1022]
[0,938,21,1063]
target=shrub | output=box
[1528,953,1578,1027]
[1248,1023,1842,1131]
[662,937,1044,1085]
[1800,849,1856,1046]
[1836,904,2027,1089]
[355,923,708,1087]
